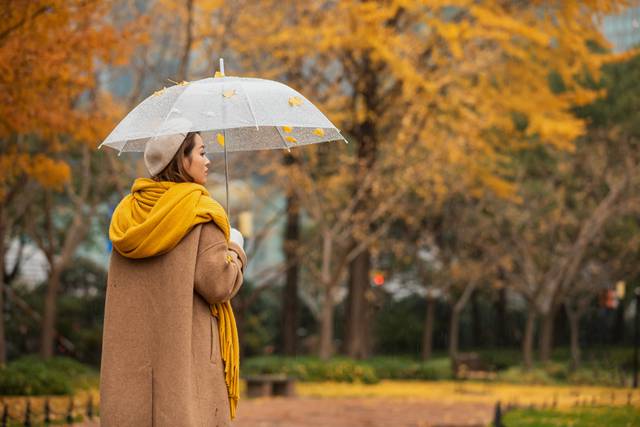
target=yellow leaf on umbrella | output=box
[223,89,236,98]
[285,136,297,143]
[214,71,225,78]
[288,96,303,106]
[283,125,293,133]
[217,133,225,146]
[168,78,190,86]
[313,128,325,137]
[152,87,166,97]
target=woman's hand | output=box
[230,227,244,249]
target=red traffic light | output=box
[373,273,385,286]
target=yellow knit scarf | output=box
[109,177,240,419]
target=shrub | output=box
[0,355,97,396]
[242,356,456,383]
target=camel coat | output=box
[100,222,247,427]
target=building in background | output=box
[602,5,640,52]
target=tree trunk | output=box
[232,299,247,360]
[422,296,436,361]
[318,286,334,360]
[40,267,62,359]
[613,300,625,344]
[471,288,482,348]
[344,57,378,360]
[318,231,334,360]
[495,287,508,347]
[566,306,581,371]
[538,303,559,363]
[448,282,477,360]
[0,208,6,365]
[281,166,300,356]
[176,0,194,81]
[345,249,370,359]
[522,305,537,371]
[449,306,461,359]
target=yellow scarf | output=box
[109,177,240,419]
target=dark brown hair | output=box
[152,131,201,183]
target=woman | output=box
[100,127,246,427]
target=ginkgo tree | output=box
[0,0,139,361]
[219,0,634,358]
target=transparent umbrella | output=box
[99,59,346,215]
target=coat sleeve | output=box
[194,222,247,304]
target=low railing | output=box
[0,395,95,426]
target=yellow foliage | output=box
[0,0,135,200]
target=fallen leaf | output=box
[285,135,297,143]
[217,133,225,146]
[283,125,293,133]
[313,128,325,137]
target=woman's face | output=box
[183,134,210,185]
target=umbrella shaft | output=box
[224,133,230,220]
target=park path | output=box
[233,397,493,427]
[74,397,494,426]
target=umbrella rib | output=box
[239,80,260,130]
[274,126,291,152]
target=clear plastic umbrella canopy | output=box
[99,64,345,154]
[99,60,346,215]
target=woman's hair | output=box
[152,131,200,183]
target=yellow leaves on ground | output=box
[313,128,325,137]
[283,126,293,133]
[296,381,640,410]
[285,136,298,143]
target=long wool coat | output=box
[100,222,246,427]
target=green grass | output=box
[503,406,640,427]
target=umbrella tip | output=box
[214,58,225,78]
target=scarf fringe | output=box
[211,302,239,419]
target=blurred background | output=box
[1,1,640,425]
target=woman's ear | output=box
[182,152,192,169]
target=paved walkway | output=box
[75,397,493,426]
[233,397,493,427]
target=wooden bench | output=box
[453,352,497,380]
[244,374,296,398]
